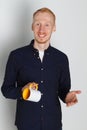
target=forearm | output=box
[1,83,22,99]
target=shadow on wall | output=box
[0,1,33,80]
[0,1,33,130]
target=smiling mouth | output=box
[38,33,46,38]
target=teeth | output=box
[38,34,45,38]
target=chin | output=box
[38,41,46,44]
[36,38,49,44]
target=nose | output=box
[39,25,44,32]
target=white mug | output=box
[22,88,41,102]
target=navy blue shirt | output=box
[1,40,71,130]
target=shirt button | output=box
[41,93,43,96]
[41,81,43,83]
[41,68,44,70]
[41,105,44,108]
[36,50,38,53]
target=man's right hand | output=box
[22,82,38,92]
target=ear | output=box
[53,24,56,32]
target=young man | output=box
[1,7,81,130]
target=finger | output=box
[65,92,76,103]
[66,103,75,107]
[28,82,38,90]
[66,96,78,106]
[74,90,81,94]
[22,85,29,91]
[71,90,81,95]
[66,100,78,107]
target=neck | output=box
[34,41,50,51]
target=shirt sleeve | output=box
[1,52,22,99]
[58,55,71,102]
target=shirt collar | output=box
[29,39,52,54]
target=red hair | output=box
[33,7,56,23]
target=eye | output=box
[45,24,49,27]
[45,23,50,27]
[36,23,40,26]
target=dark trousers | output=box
[17,126,62,130]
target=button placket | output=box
[40,65,44,84]
[33,50,41,61]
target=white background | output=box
[0,0,87,130]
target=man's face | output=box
[32,12,56,44]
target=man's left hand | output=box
[65,90,81,107]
